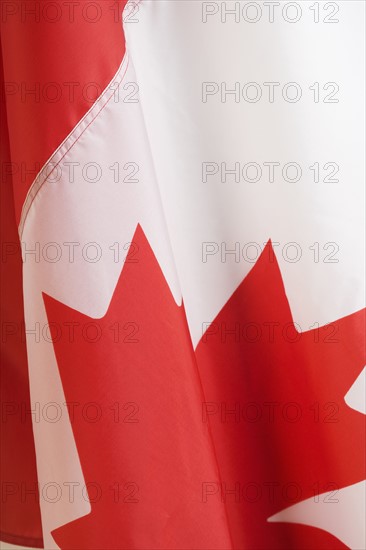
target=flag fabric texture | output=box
[1,1,365,549]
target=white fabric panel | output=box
[126,0,365,347]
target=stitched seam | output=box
[19,56,128,238]
[18,1,143,238]
[19,60,129,238]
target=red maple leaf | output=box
[45,225,232,550]
[45,226,365,549]
[195,241,365,549]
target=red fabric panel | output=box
[0,45,43,548]
[1,0,127,222]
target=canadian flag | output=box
[1,1,365,549]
